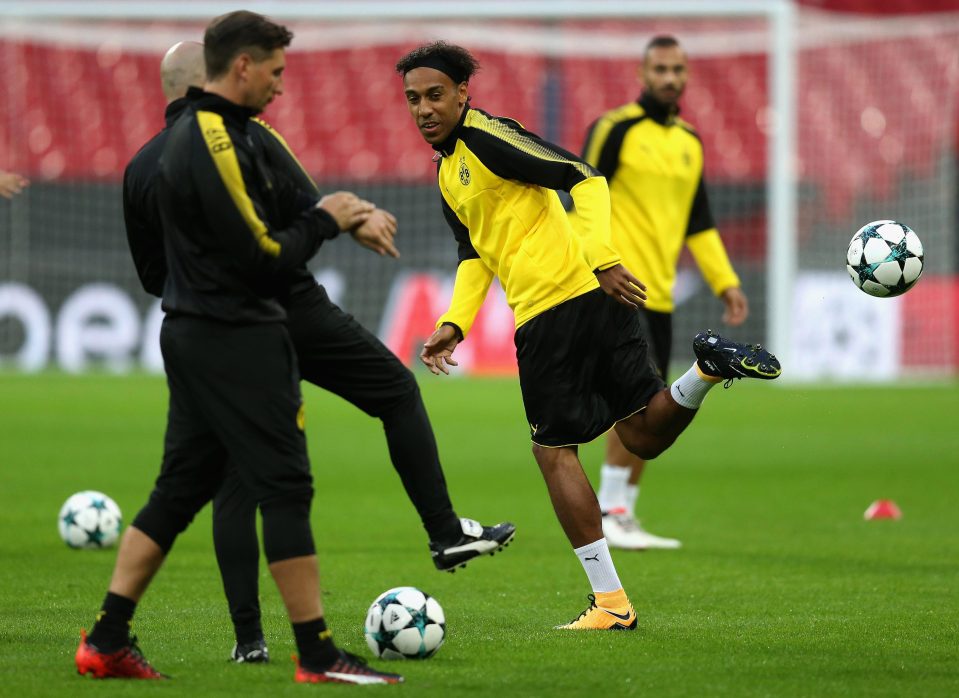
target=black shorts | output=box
[637,308,673,378]
[514,289,666,447]
[153,316,312,516]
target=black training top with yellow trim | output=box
[157,91,339,324]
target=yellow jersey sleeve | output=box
[687,228,741,296]
[465,109,619,270]
[568,177,620,272]
[436,258,495,338]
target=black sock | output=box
[292,617,338,670]
[87,592,136,652]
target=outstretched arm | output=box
[433,198,495,339]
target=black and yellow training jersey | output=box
[157,90,339,323]
[433,106,621,336]
[579,92,739,314]
[123,89,325,304]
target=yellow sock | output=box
[595,588,630,609]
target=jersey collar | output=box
[189,89,259,130]
[432,105,471,158]
[164,96,190,128]
[638,92,679,125]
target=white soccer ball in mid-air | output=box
[58,490,122,549]
[364,587,445,659]
[846,220,924,297]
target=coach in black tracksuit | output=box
[80,13,416,683]
[133,84,336,572]
[124,86,514,655]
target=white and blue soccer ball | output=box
[58,490,122,549]
[364,587,445,659]
[846,220,924,298]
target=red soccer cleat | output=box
[75,629,167,679]
[293,652,403,685]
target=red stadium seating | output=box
[3,28,956,221]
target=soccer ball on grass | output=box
[846,220,923,297]
[58,490,122,549]
[364,586,445,659]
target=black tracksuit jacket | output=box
[155,90,338,323]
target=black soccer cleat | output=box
[429,518,516,573]
[693,329,782,381]
[230,638,270,664]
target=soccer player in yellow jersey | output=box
[397,41,780,630]
[580,35,750,551]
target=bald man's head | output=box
[160,41,205,102]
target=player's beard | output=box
[655,85,682,107]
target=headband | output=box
[403,55,467,84]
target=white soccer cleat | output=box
[601,511,681,550]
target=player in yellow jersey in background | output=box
[580,36,749,550]
[398,41,778,629]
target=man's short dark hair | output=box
[204,10,293,80]
[644,35,681,58]
[395,41,480,84]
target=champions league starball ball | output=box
[846,220,924,298]
[57,490,123,549]
[363,587,446,659]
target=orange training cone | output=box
[864,499,902,520]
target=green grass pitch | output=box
[1,372,957,696]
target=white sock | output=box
[574,538,623,593]
[670,362,722,409]
[597,464,630,513]
[625,484,639,519]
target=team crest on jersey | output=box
[458,157,471,186]
[682,150,691,167]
